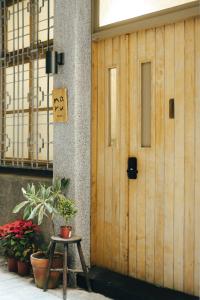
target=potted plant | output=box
[13,220,41,276]
[56,195,77,238]
[12,178,74,288]
[0,220,41,275]
[0,224,17,272]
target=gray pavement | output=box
[0,259,111,300]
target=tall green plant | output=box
[13,178,70,235]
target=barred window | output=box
[0,0,54,170]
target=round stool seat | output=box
[44,235,91,300]
[51,236,82,244]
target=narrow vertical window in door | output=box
[108,68,117,146]
[141,62,151,147]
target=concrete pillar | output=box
[53,0,91,265]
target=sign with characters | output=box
[52,88,68,123]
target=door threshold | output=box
[77,266,198,300]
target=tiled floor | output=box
[0,259,111,300]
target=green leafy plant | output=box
[56,195,77,225]
[14,235,39,263]
[0,235,16,258]
[13,178,71,235]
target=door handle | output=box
[127,157,138,179]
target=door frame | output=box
[91,3,200,266]
[92,0,199,40]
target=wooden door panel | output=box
[91,42,98,266]
[174,20,185,292]
[136,30,147,280]
[184,18,195,294]
[111,36,121,272]
[104,38,114,271]
[92,16,200,297]
[154,26,165,286]
[95,40,105,267]
[92,35,129,273]
[145,28,156,284]
[194,17,200,296]
[163,23,175,289]
[128,32,138,278]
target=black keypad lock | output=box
[127,157,138,179]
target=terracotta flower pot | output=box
[31,251,63,289]
[60,226,72,239]
[17,261,30,276]
[7,257,18,272]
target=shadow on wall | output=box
[0,173,53,245]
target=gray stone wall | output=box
[0,4,2,137]
[0,6,2,53]
[53,0,92,265]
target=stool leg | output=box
[43,241,56,292]
[63,243,68,300]
[77,241,92,292]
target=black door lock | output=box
[127,157,138,179]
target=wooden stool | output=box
[43,236,92,300]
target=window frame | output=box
[92,0,199,40]
[0,0,54,170]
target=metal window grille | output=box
[0,0,54,170]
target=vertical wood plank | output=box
[163,24,175,289]
[128,32,138,277]
[136,30,146,280]
[194,16,200,297]
[96,40,105,266]
[145,28,156,283]
[174,21,185,292]
[91,42,98,265]
[119,34,129,274]
[111,36,121,272]
[184,18,195,295]
[154,26,165,286]
[104,38,113,269]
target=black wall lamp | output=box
[46,50,65,74]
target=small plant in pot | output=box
[0,229,18,272]
[12,178,75,288]
[56,195,77,239]
[13,220,42,276]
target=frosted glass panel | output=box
[109,68,117,146]
[38,0,54,42]
[7,0,30,52]
[99,0,194,26]
[32,111,53,161]
[33,59,53,108]
[6,64,29,111]
[141,62,151,148]
[5,113,29,159]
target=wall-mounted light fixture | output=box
[46,50,65,74]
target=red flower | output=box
[0,220,41,239]
[15,234,23,238]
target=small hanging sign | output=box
[52,88,68,123]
